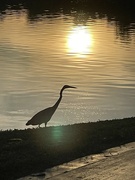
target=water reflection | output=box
[67,26,93,56]
[1,0,135,42]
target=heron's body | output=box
[26,85,76,127]
[28,107,54,126]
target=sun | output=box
[67,26,93,56]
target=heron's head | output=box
[60,85,76,94]
[63,85,76,90]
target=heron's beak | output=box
[69,86,76,89]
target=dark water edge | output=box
[0,117,135,180]
[1,0,135,11]
[1,0,135,17]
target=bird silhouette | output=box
[26,85,76,127]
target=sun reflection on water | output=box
[67,26,93,57]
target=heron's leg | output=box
[45,122,47,127]
[38,124,40,128]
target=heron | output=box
[26,85,76,128]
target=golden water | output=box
[0,8,135,129]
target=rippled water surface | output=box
[0,2,135,130]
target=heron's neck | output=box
[53,88,64,109]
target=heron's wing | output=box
[30,106,54,125]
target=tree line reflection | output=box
[0,0,135,42]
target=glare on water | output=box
[67,26,93,56]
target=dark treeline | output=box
[0,0,135,41]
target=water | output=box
[0,1,135,130]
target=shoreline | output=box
[19,142,135,179]
[0,117,135,179]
